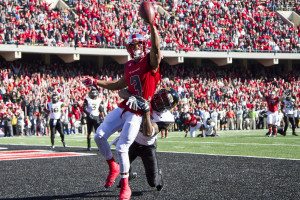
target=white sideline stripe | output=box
[160,141,300,147]
[0,144,98,153]
[0,147,7,150]
[1,144,298,160]
[159,151,300,161]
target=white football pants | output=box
[94,107,142,173]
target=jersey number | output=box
[51,108,59,113]
[130,75,142,96]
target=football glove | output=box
[126,96,139,111]
[135,96,150,113]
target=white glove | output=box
[126,96,138,111]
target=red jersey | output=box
[119,53,161,113]
[184,114,198,127]
[266,96,279,112]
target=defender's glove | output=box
[135,96,150,113]
[126,96,139,111]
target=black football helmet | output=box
[151,88,179,112]
[52,93,59,103]
[89,87,99,99]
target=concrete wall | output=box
[277,11,300,27]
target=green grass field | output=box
[1,130,299,160]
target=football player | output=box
[198,118,218,137]
[181,112,202,137]
[47,93,66,149]
[259,90,280,137]
[82,17,161,200]
[282,91,298,136]
[115,88,178,191]
[83,87,102,151]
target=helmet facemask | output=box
[89,89,99,99]
[126,34,146,60]
[151,89,179,112]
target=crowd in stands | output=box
[1,59,300,137]
[0,0,299,52]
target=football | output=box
[139,1,155,24]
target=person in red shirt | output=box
[82,10,162,200]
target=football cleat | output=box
[292,133,298,136]
[117,172,137,188]
[104,159,120,188]
[119,177,131,200]
[156,169,164,191]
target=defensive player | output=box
[83,87,102,151]
[282,92,298,136]
[47,93,66,149]
[115,88,178,191]
[82,18,161,199]
[198,118,218,137]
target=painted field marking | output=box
[159,151,300,161]
[160,140,300,147]
[0,150,95,161]
[0,147,7,150]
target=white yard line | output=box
[159,140,300,147]
[158,151,300,161]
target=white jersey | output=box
[85,97,101,116]
[135,110,174,146]
[276,112,284,126]
[283,99,295,115]
[204,122,216,136]
[47,102,63,120]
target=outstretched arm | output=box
[149,24,162,70]
[83,77,126,91]
[95,77,126,90]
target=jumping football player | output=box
[82,13,161,199]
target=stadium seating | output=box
[0,0,299,52]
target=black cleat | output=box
[62,141,67,148]
[87,147,91,151]
[292,133,298,136]
[156,169,164,191]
